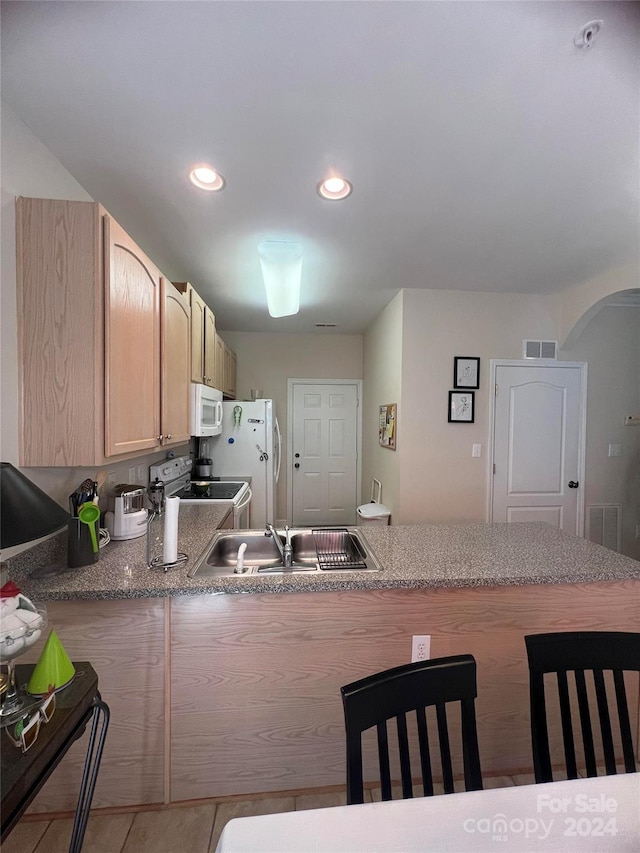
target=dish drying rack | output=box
[312,529,367,571]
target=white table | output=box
[215,773,640,852]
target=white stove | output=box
[149,457,252,527]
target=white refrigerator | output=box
[208,400,281,528]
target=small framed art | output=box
[448,391,474,423]
[453,357,480,389]
[379,403,397,450]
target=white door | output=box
[490,362,586,533]
[290,383,359,526]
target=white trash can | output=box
[357,502,391,526]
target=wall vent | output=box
[523,339,557,359]
[586,504,621,552]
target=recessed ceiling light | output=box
[189,165,226,191]
[317,175,353,201]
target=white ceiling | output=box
[2,1,639,333]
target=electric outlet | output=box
[128,466,137,484]
[137,464,145,483]
[107,471,117,487]
[411,635,431,663]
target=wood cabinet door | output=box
[161,279,191,445]
[16,198,104,466]
[104,215,161,456]
[203,306,216,387]
[214,332,225,390]
[189,287,205,383]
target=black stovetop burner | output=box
[176,482,245,500]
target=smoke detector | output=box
[574,20,603,49]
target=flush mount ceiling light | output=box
[189,165,226,191]
[258,241,302,318]
[317,175,353,201]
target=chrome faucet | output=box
[266,524,293,568]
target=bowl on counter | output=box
[191,481,212,497]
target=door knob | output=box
[568,481,579,489]
[294,463,300,469]
[294,453,300,458]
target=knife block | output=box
[67,518,99,568]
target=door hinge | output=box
[495,383,498,396]
[493,463,496,475]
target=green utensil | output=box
[78,502,100,553]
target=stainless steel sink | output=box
[188,528,382,578]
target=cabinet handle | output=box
[166,434,172,440]
[157,435,164,442]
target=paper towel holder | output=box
[146,510,188,572]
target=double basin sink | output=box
[188,527,382,578]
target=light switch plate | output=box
[472,444,481,457]
[608,444,621,457]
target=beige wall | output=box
[222,331,363,520]
[361,288,639,562]
[397,289,560,523]
[559,264,639,349]
[361,292,403,518]
[560,305,640,559]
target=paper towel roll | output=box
[163,496,180,564]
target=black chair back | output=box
[525,631,640,783]
[340,655,482,804]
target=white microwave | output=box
[190,383,223,437]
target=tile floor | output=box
[1,773,573,853]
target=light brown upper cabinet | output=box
[174,282,217,388]
[16,197,190,466]
[187,284,205,383]
[104,215,161,457]
[203,305,216,387]
[214,332,225,392]
[160,279,191,446]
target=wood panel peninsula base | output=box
[6,521,638,813]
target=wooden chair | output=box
[340,655,483,804]
[525,631,640,783]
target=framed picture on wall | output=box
[448,391,474,423]
[379,404,397,450]
[454,357,480,389]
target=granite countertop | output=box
[4,513,639,602]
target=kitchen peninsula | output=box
[5,515,639,815]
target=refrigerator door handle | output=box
[274,417,282,484]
